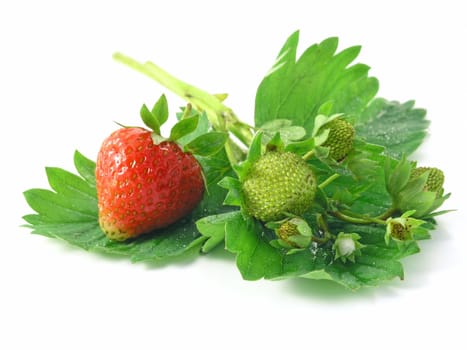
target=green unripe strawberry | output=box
[410,167,444,197]
[241,151,317,222]
[321,119,355,161]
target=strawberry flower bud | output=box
[267,217,313,250]
[385,210,425,245]
[332,232,364,263]
[386,156,449,218]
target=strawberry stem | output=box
[318,173,340,189]
[330,210,387,225]
[113,52,254,155]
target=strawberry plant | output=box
[23,31,451,290]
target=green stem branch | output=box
[302,150,315,161]
[330,211,386,225]
[375,207,398,220]
[319,173,340,190]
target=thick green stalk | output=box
[113,53,253,152]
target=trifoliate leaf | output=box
[255,31,378,132]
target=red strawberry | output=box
[95,127,205,241]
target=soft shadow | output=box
[38,233,202,270]
[283,277,401,302]
[141,247,202,269]
[143,242,236,269]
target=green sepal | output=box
[291,217,313,237]
[217,176,243,207]
[267,216,313,250]
[317,101,334,116]
[332,232,365,263]
[196,211,239,253]
[385,211,426,245]
[385,154,413,198]
[285,137,315,156]
[184,132,228,156]
[246,131,263,163]
[169,114,199,141]
[287,234,312,248]
[139,94,169,134]
[392,169,449,217]
[341,140,384,180]
[151,94,169,127]
[232,131,263,181]
[266,132,285,151]
[176,110,210,146]
[150,132,167,145]
[311,113,344,139]
[140,104,161,134]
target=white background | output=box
[1,0,466,349]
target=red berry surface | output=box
[95,127,205,241]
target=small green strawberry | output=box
[409,166,444,197]
[241,150,317,222]
[320,118,355,161]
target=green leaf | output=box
[355,98,429,158]
[255,31,378,132]
[259,119,306,144]
[217,176,242,206]
[23,150,232,262]
[169,115,199,141]
[196,211,238,253]
[74,150,96,186]
[232,131,263,181]
[225,212,283,280]
[184,132,228,156]
[343,140,385,180]
[217,142,428,289]
[23,187,97,223]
